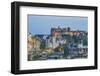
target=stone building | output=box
[51,26,81,37]
[27,33,41,60]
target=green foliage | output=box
[83,39,88,46]
[40,40,45,50]
[72,35,79,44]
[63,35,72,43]
[54,46,59,52]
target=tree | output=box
[40,40,45,50]
[83,39,88,46]
[63,35,72,43]
[72,35,79,44]
[63,45,70,58]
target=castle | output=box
[51,26,81,37]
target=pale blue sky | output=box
[28,15,88,35]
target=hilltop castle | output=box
[51,26,81,37]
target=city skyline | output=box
[28,15,88,35]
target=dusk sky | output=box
[28,15,88,35]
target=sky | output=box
[28,15,88,35]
